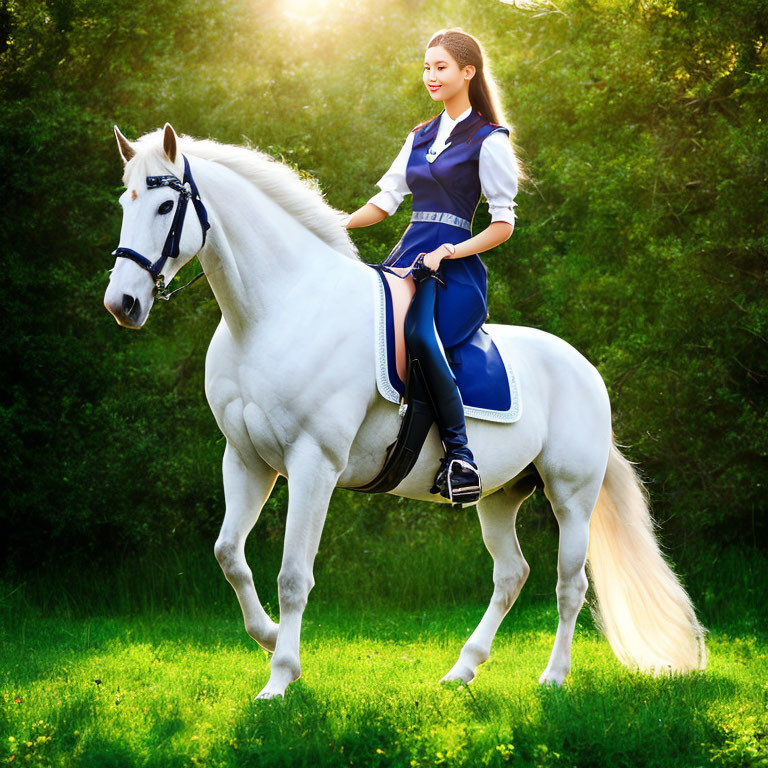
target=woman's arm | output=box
[421,221,513,270]
[448,221,513,258]
[345,203,390,229]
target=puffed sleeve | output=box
[367,131,414,216]
[479,130,519,225]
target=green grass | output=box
[1,599,767,768]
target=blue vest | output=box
[383,109,510,348]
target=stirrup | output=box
[431,458,482,504]
[445,458,482,504]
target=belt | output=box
[410,211,471,231]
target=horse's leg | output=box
[538,476,603,686]
[256,444,338,699]
[214,443,279,652]
[441,479,535,684]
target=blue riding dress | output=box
[383,109,511,349]
[376,108,513,468]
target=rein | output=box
[112,154,210,301]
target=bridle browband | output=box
[112,154,211,301]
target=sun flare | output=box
[281,0,330,23]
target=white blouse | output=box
[368,106,519,225]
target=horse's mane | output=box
[127,130,360,261]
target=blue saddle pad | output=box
[371,266,521,423]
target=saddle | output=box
[349,264,521,494]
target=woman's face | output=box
[423,45,475,103]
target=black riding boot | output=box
[404,273,482,503]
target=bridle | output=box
[112,154,211,301]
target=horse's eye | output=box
[158,200,174,215]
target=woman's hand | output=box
[420,245,451,271]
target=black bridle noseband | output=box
[112,154,211,301]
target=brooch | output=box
[425,142,450,163]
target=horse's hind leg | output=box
[441,479,536,684]
[538,474,603,686]
[214,444,279,652]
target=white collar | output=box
[441,105,473,127]
[426,105,473,160]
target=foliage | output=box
[1,0,766,574]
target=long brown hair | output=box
[427,28,526,182]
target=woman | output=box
[345,28,522,503]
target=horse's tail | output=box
[586,440,707,674]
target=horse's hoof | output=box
[538,668,567,686]
[440,664,475,685]
[255,687,285,700]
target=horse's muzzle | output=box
[104,291,146,329]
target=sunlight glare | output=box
[282,0,330,23]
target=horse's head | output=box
[104,123,210,329]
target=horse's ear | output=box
[113,125,136,165]
[163,122,178,164]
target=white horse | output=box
[105,123,707,699]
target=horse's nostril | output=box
[122,294,140,319]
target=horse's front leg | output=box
[256,442,339,699]
[215,443,280,651]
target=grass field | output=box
[2,516,765,768]
[2,593,767,768]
